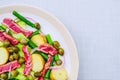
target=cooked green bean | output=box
[44,69,51,79]
[50,56,55,66]
[45,34,53,45]
[38,52,48,60]
[28,40,37,48]
[0,25,6,31]
[55,54,59,61]
[12,10,35,27]
[29,30,40,39]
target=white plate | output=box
[0,4,79,80]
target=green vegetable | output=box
[0,41,4,47]
[29,30,40,39]
[15,65,28,80]
[16,43,24,57]
[0,73,8,80]
[3,40,10,47]
[9,55,14,61]
[55,54,59,61]
[0,24,7,31]
[44,69,51,79]
[11,70,19,77]
[55,59,62,66]
[7,47,14,53]
[55,54,62,65]
[12,10,35,27]
[18,57,25,64]
[12,33,29,42]
[50,56,55,66]
[53,41,60,49]
[13,53,19,60]
[58,48,64,56]
[46,34,53,45]
[27,75,34,80]
[8,30,15,35]
[38,52,48,60]
[16,20,26,29]
[34,22,41,29]
[28,40,37,48]
[20,38,28,45]
[34,72,41,77]
[43,78,50,80]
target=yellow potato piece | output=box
[0,47,9,65]
[31,34,47,46]
[50,68,68,80]
[32,54,45,72]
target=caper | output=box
[58,48,64,56]
[3,40,10,47]
[55,59,62,66]
[34,22,41,29]
[43,78,50,80]
[12,46,19,53]
[18,57,25,64]
[11,70,18,77]
[13,53,19,60]
[0,73,7,80]
[9,55,14,61]
[34,72,41,77]
[7,47,14,53]
[20,38,28,45]
[53,41,60,49]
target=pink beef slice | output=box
[38,44,57,55]
[22,45,32,76]
[3,32,18,45]
[2,18,32,37]
[0,30,6,41]
[0,60,20,74]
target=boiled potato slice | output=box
[50,68,68,80]
[0,47,9,65]
[31,34,47,46]
[32,53,45,72]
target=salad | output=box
[0,11,68,80]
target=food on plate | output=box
[0,10,68,80]
[31,34,47,46]
[50,68,68,80]
[32,53,45,72]
[0,47,9,65]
